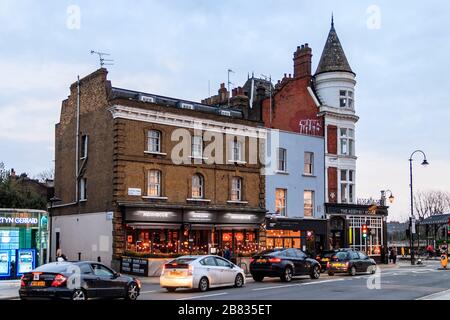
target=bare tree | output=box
[34,168,54,183]
[414,190,450,219]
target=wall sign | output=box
[0,216,39,226]
[128,188,142,196]
[125,210,181,222]
[121,257,148,276]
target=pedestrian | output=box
[56,249,68,262]
[391,247,397,264]
[223,246,231,261]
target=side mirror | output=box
[113,272,120,278]
[229,264,234,269]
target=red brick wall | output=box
[327,167,338,203]
[327,125,337,155]
[261,77,323,136]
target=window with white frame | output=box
[275,188,287,216]
[340,128,355,156]
[304,152,314,175]
[231,139,243,162]
[339,90,354,109]
[192,174,204,198]
[348,216,383,256]
[147,130,161,153]
[191,135,203,158]
[304,190,314,217]
[277,148,287,172]
[79,178,87,201]
[340,169,355,203]
[231,177,242,201]
[81,135,88,159]
[147,170,161,197]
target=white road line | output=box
[416,289,450,300]
[252,283,300,291]
[252,279,345,291]
[140,290,157,294]
[176,292,228,300]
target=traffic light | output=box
[362,224,368,239]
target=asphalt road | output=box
[137,261,450,300]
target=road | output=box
[137,261,450,300]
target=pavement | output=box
[2,260,447,300]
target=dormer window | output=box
[339,90,354,109]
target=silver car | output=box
[160,255,246,292]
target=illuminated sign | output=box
[0,217,39,225]
[0,250,10,277]
[16,249,35,276]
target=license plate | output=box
[322,258,329,262]
[170,270,183,276]
[256,259,267,263]
[31,281,46,287]
[333,263,345,267]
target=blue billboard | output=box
[0,250,10,278]
[16,249,35,276]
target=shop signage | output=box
[185,211,213,223]
[120,257,149,276]
[125,210,181,222]
[0,250,10,277]
[266,217,327,234]
[0,216,39,226]
[325,204,388,216]
[219,213,263,224]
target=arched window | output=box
[147,130,161,153]
[148,170,161,197]
[192,174,204,199]
[231,177,242,201]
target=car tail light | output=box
[326,262,330,269]
[51,274,67,287]
[345,262,350,268]
[20,275,26,287]
[188,265,193,276]
[269,258,281,263]
[161,264,166,275]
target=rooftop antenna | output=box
[90,50,114,68]
[227,69,235,107]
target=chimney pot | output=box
[305,43,309,47]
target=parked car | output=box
[328,249,377,276]
[160,255,246,292]
[315,250,337,272]
[249,248,321,282]
[19,261,140,300]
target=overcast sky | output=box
[1,0,449,221]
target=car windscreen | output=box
[259,250,282,256]
[169,258,196,264]
[335,252,349,260]
[33,263,72,273]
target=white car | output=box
[160,255,246,292]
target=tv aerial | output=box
[90,50,114,68]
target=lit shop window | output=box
[340,128,355,156]
[275,188,287,216]
[147,130,161,153]
[192,174,204,198]
[147,170,161,197]
[339,90,354,109]
[304,190,314,217]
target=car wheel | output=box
[281,266,293,282]
[166,287,177,293]
[252,274,264,282]
[198,277,209,292]
[71,289,87,301]
[234,274,244,288]
[310,265,320,279]
[349,266,357,276]
[125,282,139,300]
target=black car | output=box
[315,250,337,272]
[328,249,377,276]
[19,261,141,300]
[250,248,321,282]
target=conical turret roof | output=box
[315,17,354,76]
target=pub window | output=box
[275,188,287,216]
[231,177,242,201]
[147,170,161,197]
[147,130,161,153]
[304,152,314,175]
[304,190,314,217]
[192,174,204,198]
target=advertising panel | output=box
[16,249,35,276]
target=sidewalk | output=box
[0,280,20,300]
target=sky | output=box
[1,0,449,222]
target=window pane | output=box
[192,174,204,198]
[278,148,286,171]
[349,170,354,182]
[340,139,347,155]
[192,136,203,157]
[231,177,242,201]
[304,152,313,174]
[304,191,314,217]
[148,170,161,196]
[148,130,161,153]
[275,189,287,216]
[349,185,354,203]
[340,170,347,181]
[349,139,354,156]
[340,128,347,137]
[341,184,347,203]
[340,90,346,97]
[340,98,347,107]
[348,91,353,98]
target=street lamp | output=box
[409,150,429,265]
[380,190,394,206]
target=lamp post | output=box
[409,150,429,265]
[47,196,61,263]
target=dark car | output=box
[19,261,141,300]
[250,248,321,282]
[315,250,337,272]
[328,249,377,276]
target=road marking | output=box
[416,289,450,300]
[176,292,228,300]
[252,283,300,291]
[252,279,345,291]
[140,290,157,294]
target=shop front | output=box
[0,209,49,280]
[326,204,388,261]
[122,207,265,258]
[263,216,328,256]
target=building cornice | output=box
[318,106,359,122]
[108,104,267,138]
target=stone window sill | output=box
[142,196,168,200]
[186,198,211,202]
[144,151,167,156]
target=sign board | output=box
[0,250,10,277]
[411,217,416,234]
[16,249,35,276]
[128,188,142,196]
[120,257,148,276]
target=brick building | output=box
[51,69,267,269]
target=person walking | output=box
[391,247,397,264]
[56,249,68,262]
[223,246,231,261]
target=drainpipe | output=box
[75,75,80,202]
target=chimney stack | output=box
[293,43,312,78]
